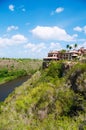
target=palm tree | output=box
[66,44,69,51]
[74,43,77,50]
[69,46,72,51]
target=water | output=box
[0,76,29,101]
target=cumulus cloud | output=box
[31,26,75,42]
[51,7,64,15]
[50,42,62,50]
[0,34,27,47]
[24,42,46,52]
[11,34,27,43]
[73,26,82,32]
[73,25,86,34]
[9,4,14,11]
[7,25,19,32]
[72,34,78,38]
[55,7,64,13]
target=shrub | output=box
[46,61,63,78]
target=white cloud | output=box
[0,34,27,47]
[31,26,75,42]
[24,42,46,52]
[72,34,78,38]
[12,34,27,43]
[73,25,86,34]
[78,42,86,48]
[50,42,62,50]
[9,4,14,11]
[73,26,82,32]
[7,26,19,32]
[55,7,64,13]
[51,7,64,15]
[78,39,86,42]
[83,26,86,34]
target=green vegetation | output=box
[66,43,78,51]
[0,58,42,84]
[0,68,27,84]
[0,61,86,129]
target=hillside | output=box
[0,61,86,130]
[0,58,42,84]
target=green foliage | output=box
[46,61,63,78]
[0,61,86,130]
[57,89,74,115]
[0,58,42,84]
[0,68,27,84]
[66,62,86,80]
[0,68,8,77]
[60,49,66,53]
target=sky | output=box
[0,0,86,58]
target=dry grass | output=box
[0,58,42,71]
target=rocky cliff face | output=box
[68,69,86,93]
[67,68,86,130]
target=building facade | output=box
[43,47,86,68]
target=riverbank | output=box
[0,69,27,85]
[0,76,29,101]
[0,58,42,84]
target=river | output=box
[0,76,29,101]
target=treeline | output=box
[0,68,27,77]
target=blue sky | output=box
[0,0,86,58]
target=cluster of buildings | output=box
[43,47,86,68]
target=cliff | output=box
[0,61,86,130]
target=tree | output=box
[60,49,66,54]
[66,44,69,51]
[74,43,77,50]
[69,46,72,51]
